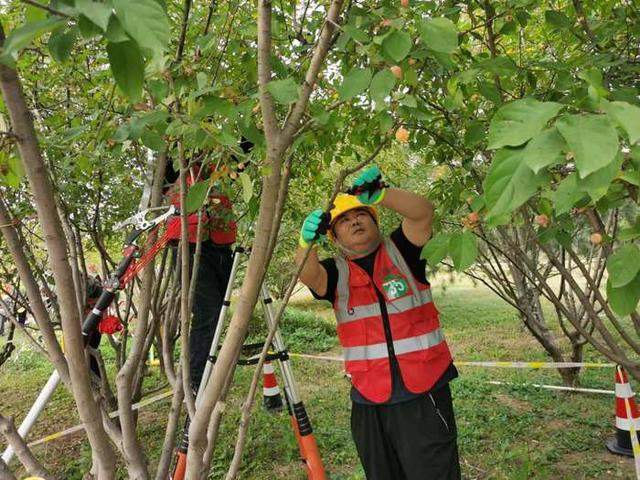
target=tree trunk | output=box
[0,24,116,479]
[114,152,167,480]
[0,414,52,479]
[509,264,580,386]
[0,199,70,385]
[0,457,17,480]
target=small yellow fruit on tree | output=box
[390,65,403,79]
[395,126,410,143]
[535,214,550,228]
[590,232,603,245]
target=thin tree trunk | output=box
[0,23,116,479]
[114,152,168,480]
[0,457,17,480]
[0,199,70,385]
[0,414,52,479]
[154,373,184,480]
[200,367,236,480]
[509,264,580,386]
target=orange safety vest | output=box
[165,166,236,245]
[333,238,452,403]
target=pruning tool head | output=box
[115,205,177,232]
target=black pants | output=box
[188,242,233,388]
[351,384,461,480]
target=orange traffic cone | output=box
[606,366,640,457]
[262,361,283,412]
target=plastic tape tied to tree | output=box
[98,315,123,335]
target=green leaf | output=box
[487,98,563,149]
[185,181,209,213]
[113,0,170,56]
[370,70,396,106]
[0,18,64,62]
[342,25,369,43]
[556,114,619,178]
[576,152,623,201]
[620,169,640,187]
[551,174,586,215]
[478,56,517,76]
[477,81,501,103]
[1,156,24,188]
[603,101,640,144]
[26,3,47,23]
[544,10,572,28]
[449,231,478,271]
[78,15,103,39]
[578,69,608,99]
[141,128,165,151]
[618,218,640,241]
[112,124,130,142]
[382,30,412,62]
[500,20,518,35]
[523,128,566,173]
[105,15,130,43]
[483,147,547,221]
[239,172,253,204]
[266,77,299,104]
[107,41,144,101]
[378,112,393,134]
[75,0,113,31]
[338,68,372,100]
[418,17,458,54]
[48,29,77,63]
[607,244,640,288]
[421,233,450,266]
[464,122,485,147]
[400,94,417,108]
[607,274,640,316]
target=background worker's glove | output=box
[299,209,328,248]
[351,165,386,205]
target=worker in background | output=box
[164,139,252,389]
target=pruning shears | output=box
[115,205,178,235]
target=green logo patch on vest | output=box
[381,274,409,300]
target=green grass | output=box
[0,284,636,479]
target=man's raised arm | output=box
[295,209,328,297]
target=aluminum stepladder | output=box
[170,248,326,480]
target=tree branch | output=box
[257,0,280,143]
[19,0,70,18]
[282,0,345,141]
[0,414,51,479]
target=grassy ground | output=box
[0,282,637,479]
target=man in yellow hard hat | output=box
[295,166,460,480]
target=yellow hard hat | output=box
[328,193,378,241]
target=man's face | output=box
[333,208,379,253]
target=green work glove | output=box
[299,209,327,248]
[352,166,386,205]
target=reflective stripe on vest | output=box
[343,328,445,361]
[333,284,433,324]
